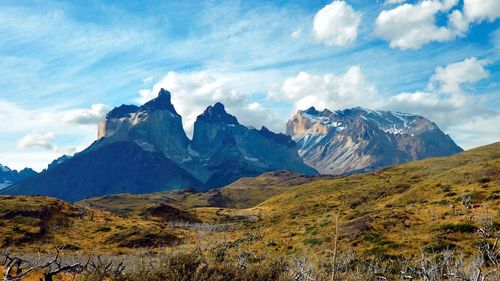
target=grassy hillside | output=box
[215,142,499,257]
[0,196,191,253]
[79,170,328,214]
[0,143,499,280]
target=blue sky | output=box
[0,0,499,170]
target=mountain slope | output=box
[1,142,498,261]
[2,142,203,202]
[0,164,37,190]
[3,89,316,201]
[192,103,317,187]
[286,107,463,174]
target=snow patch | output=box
[0,164,10,172]
[244,156,259,162]
[0,181,12,190]
[187,145,200,157]
[180,157,192,163]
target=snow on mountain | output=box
[0,164,11,172]
[0,164,37,190]
[286,106,463,175]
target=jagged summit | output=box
[257,127,295,147]
[0,164,11,172]
[287,106,463,175]
[0,164,37,190]
[106,104,139,119]
[140,88,178,115]
[197,102,239,125]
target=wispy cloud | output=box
[0,0,498,169]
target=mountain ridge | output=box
[287,106,463,174]
[2,89,316,201]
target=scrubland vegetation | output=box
[1,142,499,280]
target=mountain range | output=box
[0,164,36,190]
[2,89,462,201]
[286,106,463,174]
[2,89,315,201]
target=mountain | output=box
[96,88,191,163]
[47,155,72,170]
[2,142,202,202]
[0,164,37,190]
[2,89,315,202]
[286,106,463,175]
[191,102,317,187]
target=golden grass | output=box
[1,142,498,261]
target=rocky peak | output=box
[303,106,319,115]
[197,102,239,125]
[47,155,72,170]
[287,105,463,175]
[139,88,179,115]
[0,164,11,172]
[106,104,139,119]
[257,127,295,147]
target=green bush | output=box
[303,238,322,246]
[436,223,477,233]
[96,226,112,232]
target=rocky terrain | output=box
[0,164,36,190]
[1,142,498,280]
[286,106,463,174]
[2,89,315,201]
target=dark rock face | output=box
[97,89,190,163]
[192,103,317,187]
[47,155,72,170]
[197,102,238,125]
[0,164,37,190]
[106,104,139,119]
[286,107,463,175]
[2,142,203,202]
[4,89,316,201]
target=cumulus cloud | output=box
[313,1,362,46]
[268,66,382,112]
[375,0,459,49]
[463,0,500,22]
[270,58,498,149]
[384,57,495,133]
[447,114,500,149]
[62,104,110,125]
[375,0,500,49]
[17,132,56,150]
[429,57,488,94]
[138,71,283,135]
[385,91,486,129]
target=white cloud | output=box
[384,91,487,128]
[17,132,56,150]
[375,0,500,49]
[375,0,460,49]
[429,57,488,93]
[0,99,99,170]
[290,28,302,39]
[313,1,362,46]
[138,71,283,135]
[268,66,382,112]
[447,114,500,149]
[463,0,500,23]
[384,57,496,135]
[270,58,498,150]
[62,104,110,125]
